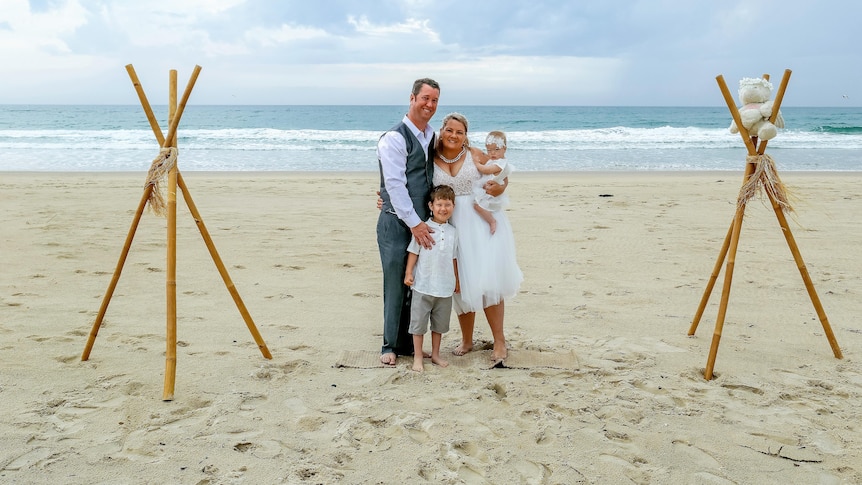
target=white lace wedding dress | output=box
[433,153,523,314]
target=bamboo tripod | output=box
[688,70,843,380]
[81,65,272,400]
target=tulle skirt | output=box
[450,194,523,314]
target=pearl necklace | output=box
[438,147,466,164]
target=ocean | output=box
[1,105,861,172]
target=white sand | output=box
[1,171,861,483]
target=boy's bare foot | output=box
[452,344,473,356]
[431,355,449,367]
[380,352,397,366]
[412,355,424,372]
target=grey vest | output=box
[379,122,435,223]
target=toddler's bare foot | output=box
[431,355,449,367]
[412,355,424,372]
[452,344,473,356]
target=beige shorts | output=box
[408,290,452,335]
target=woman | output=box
[432,112,523,361]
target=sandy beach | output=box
[1,170,861,483]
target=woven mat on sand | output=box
[334,349,578,370]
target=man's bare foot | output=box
[431,355,449,367]
[452,344,473,356]
[412,355,424,372]
[380,352,397,366]
[423,350,432,358]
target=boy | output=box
[473,130,513,235]
[404,185,460,372]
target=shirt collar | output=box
[402,115,434,141]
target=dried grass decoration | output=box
[145,146,178,216]
[737,153,794,214]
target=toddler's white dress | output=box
[474,159,513,212]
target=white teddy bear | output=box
[729,77,785,140]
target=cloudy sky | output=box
[1,0,859,106]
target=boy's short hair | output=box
[485,130,507,147]
[430,184,456,203]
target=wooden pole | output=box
[755,70,791,156]
[701,74,759,380]
[703,183,747,379]
[689,74,778,336]
[83,63,169,361]
[688,220,733,335]
[766,191,843,359]
[81,185,153,360]
[176,173,273,359]
[691,73,776,336]
[163,70,179,401]
[125,65,166,147]
[163,65,202,149]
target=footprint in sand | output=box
[671,439,722,469]
[158,399,214,432]
[273,264,305,270]
[720,382,764,396]
[598,453,652,484]
[2,447,55,471]
[441,439,488,482]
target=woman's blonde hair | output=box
[439,112,470,147]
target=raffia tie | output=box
[145,147,177,217]
[737,153,793,213]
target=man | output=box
[376,78,439,365]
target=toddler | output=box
[473,130,513,234]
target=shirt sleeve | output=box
[377,130,421,228]
[406,237,421,255]
[452,227,459,260]
[493,160,512,183]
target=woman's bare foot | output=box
[412,355,424,372]
[452,344,473,356]
[491,342,508,362]
[431,355,449,367]
[380,352,397,366]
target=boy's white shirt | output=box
[406,219,458,297]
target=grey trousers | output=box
[376,210,413,355]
